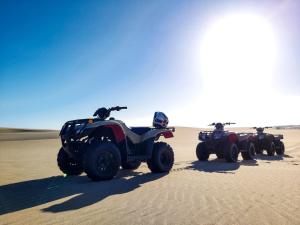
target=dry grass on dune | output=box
[0,127,299,225]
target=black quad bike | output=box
[196,122,256,163]
[57,106,175,181]
[252,127,285,156]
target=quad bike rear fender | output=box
[236,133,256,152]
[274,134,284,140]
[81,120,126,143]
[227,133,238,143]
[141,128,174,142]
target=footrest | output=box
[127,155,148,161]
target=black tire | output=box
[255,143,263,154]
[83,142,121,181]
[224,142,239,163]
[57,148,83,176]
[122,160,141,170]
[147,142,174,173]
[196,142,209,161]
[266,142,276,156]
[241,142,256,160]
[275,141,285,155]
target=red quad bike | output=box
[252,127,285,156]
[57,106,175,181]
[196,122,256,163]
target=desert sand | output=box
[0,127,299,225]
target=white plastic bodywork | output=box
[85,120,171,144]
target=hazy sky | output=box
[0,0,299,129]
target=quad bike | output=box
[57,106,175,181]
[196,122,256,163]
[252,127,285,156]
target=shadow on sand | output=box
[0,170,166,215]
[255,153,289,161]
[183,159,258,174]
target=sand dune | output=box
[0,128,58,141]
[0,127,299,225]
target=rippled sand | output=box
[0,127,299,225]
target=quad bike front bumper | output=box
[59,119,97,159]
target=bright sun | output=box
[200,13,278,95]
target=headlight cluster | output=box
[199,132,207,140]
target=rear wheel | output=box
[224,142,239,163]
[275,141,285,155]
[122,160,141,170]
[266,142,276,156]
[196,142,209,161]
[147,142,174,173]
[241,142,255,160]
[57,148,83,175]
[255,143,263,154]
[83,142,121,181]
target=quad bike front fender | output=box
[81,121,126,143]
[103,125,126,143]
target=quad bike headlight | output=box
[199,132,206,140]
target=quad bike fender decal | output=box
[161,130,174,138]
[84,120,128,143]
[104,125,125,143]
[228,133,238,142]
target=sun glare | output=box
[200,13,278,95]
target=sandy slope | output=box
[0,128,58,141]
[0,127,299,225]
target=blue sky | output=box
[0,0,300,129]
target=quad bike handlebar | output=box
[252,126,272,132]
[209,122,236,126]
[93,106,127,119]
[109,106,127,111]
[223,122,236,126]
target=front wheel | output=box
[83,142,121,181]
[241,142,256,160]
[266,142,276,156]
[224,143,239,163]
[147,142,174,173]
[275,141,285,155]
[57,148,83,176]
[255,143,263,154]
[196,142,209,161]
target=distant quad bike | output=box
[57,106,175,181]
[196,122,256,163]
[252,127,285,156]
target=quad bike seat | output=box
[130,127,152,135]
